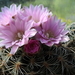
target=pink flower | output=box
[35,16,69,46]
[19,4,52,26]
[24,39,40,54]
[0,17,37,54]
[0,4,21,26]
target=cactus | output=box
[0,44,75,75]
[63,23,75,53]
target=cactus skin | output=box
[64,23,75,52]
[0,44,75,75]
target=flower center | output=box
[15,31,23,40]
[17,32,22,39]
[46,32,54,38]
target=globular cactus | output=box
[0,44,75,75]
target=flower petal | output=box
[10,45,19,54]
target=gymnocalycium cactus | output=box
[0,4,75,75]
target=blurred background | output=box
[0,0,75,24]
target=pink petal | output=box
[60,36,69,42]
[25,29,37,38]
[10,45,19,54]
[0,40,5,47]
